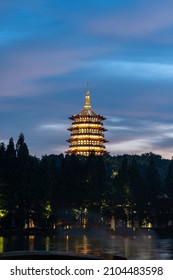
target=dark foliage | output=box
[0,135,173,229]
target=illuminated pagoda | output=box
[66,84,108,156]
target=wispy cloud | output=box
[108,138,153,153]
[87,1,173,38]
[0,138,9,144]
[96,60,173,80]
[38,123,68,131]
[106,117,173,159]
[0,48,90,97]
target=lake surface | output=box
[0,230,173,259]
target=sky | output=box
[1,0,173,159]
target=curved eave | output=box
[69,112,106,121]
[67,127,107,132]
[66,146,106,149]
[65,149,108,155]
[67,139,108,143]
[65,150,108,155]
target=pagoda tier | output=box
[66,86,108,156]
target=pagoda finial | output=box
[84,82,91,108]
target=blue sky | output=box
[1,0,173,159]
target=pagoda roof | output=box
[79,107,97,116]
[70,107,106,120]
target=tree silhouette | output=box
[165,157,173,198]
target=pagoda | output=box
[66,85,108,156]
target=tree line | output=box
[0,133,173,230]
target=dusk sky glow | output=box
[1,0,173,159]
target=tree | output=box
[4,133,31,228]
[143,155,162,226]
[145,156,161,201]
[6,137,16,158]
[16,133,29,159]
[0,142,6,182]
[165,157,173,198]
[84,154,107,211]
[0,143,6,218]
[128,159,145,226]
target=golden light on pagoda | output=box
[66,84,108,156]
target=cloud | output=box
[0,46,99,97]
[51,144,68,155]
[106,117,173,159]
[107,138,153,153]
[107,116,123,123]
[87,1,173,38]
[0,138,9,144]
[95,60,173,80]
[38,123,68,131]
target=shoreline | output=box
[0,226,173,238]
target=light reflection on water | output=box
[0,232,173,259]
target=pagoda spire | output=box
[84,82,91,109]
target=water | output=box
[0,231,173,259]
